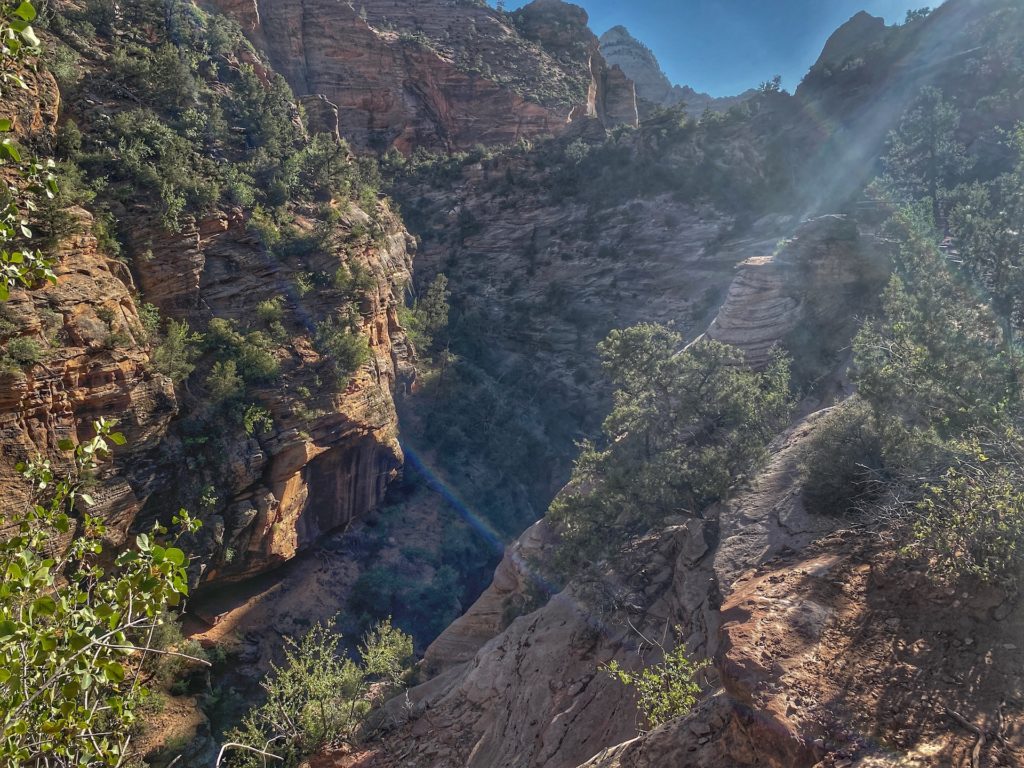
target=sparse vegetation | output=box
[225,619,413,767]
[604,634,709,730]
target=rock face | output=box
[0,32,416,586]
[0,208,178,551]
[599,25,754,117]
[705,215,884,369]
[128,204,414,582]
[209,0,637,152]
[0,68,178,551]
[331,411,839,768]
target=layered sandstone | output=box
[2,32,416,585]
[208,0,638,152]
[0,208,178,550]
[128,203,414,582]
[705,215,884,369]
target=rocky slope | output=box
[209,0,638,152]
[330,407,844,768]
[0,2,418,587]
[599,26,755,117]
[130,202,415,583]
[311,216,881,767]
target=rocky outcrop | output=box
[816,11,889,69]
[0,66,178,551]
[599,26,754,117]
[705,215,885,369]
[128,203,414,582]
[326,410,839,768]
[209,0,637,152]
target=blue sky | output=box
[496,1,942,96]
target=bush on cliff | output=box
[225,619,413,768]
[549,327,792,574]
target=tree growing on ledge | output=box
[549,326,792,573]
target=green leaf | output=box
[0,119,11,132]
[165,547,186,566]
[0,620,18,640]
[2,139,21,162]
[32,595,56,615]
[103,661,125,684]
[13,2,37,22]
[109,432,127,446]
[57,438,75,451]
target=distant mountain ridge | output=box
[599,25,755,116]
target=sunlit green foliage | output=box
[226,619,413,767]
[150,318,204,383]
[0,419,200,767]
[549,327,792,572]
[0,1,57,301]
[853,206,1020,443]
[400,272,450,358]
[912,439,1024,586]
[604,636,709,729]
[315,311,370,386]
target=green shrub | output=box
[604,634,709,729]
[315,313,369,386]
[206,359,244,403]
[910,441,1024,586]
[333,261,376,299]
[0,419,200,767]
[151,319,203,383]
[225,619,412,767]
[255,295,285,326]
[2,336,43,370]
[549,328,792,573]
[801,398,884,516]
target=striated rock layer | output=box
[208,0,638,152]
[704,215,885,369]
[2,29,416,585]
[127,204,414,582]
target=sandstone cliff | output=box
[127,203,414,583]
[208,0,638,153]
[0,5,417,587]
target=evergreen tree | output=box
[880,86,971,221]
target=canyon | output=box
[2,0,1024,766]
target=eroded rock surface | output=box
[210,0,638,153]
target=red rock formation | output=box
[0,45,415,585]
[207,0,638,152]
[128,204,414,582]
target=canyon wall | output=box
[127,204,414,582]
[0,37,415,584]
[208,0,638,152]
